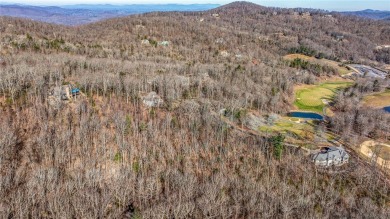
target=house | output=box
[135,25,145,30]
[312,146,349,167]
[142,92,164,107]
[215,38,224,44]
[212,13,220,18]
[48,84,80,106]
[141,39,150,45]
[292,12,299,16]
[331,32,344,41]
[273,32,285,37]
[322,14,337,22]
[158,41,169,46]
[375,45,390,50]
[220,50,229,57]
[295,70,309,76]
[57,85,71,100]
[335,35,344,41]
[50,84,79,101]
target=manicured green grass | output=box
[363,89,390,108]
[289,117,300,122]
[258,117,328,149]
[294,82,352,113]
[259,117,314,136]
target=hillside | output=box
[0,1,390,218]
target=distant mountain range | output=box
[0,4,220,25]
[0,4,389,26]
[340,9,390,20]
[61,4,220,12]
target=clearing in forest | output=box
[369,144,390,160]
[294,81,352,113]
[360,141,390,169]
[258,117,333,149]
[259,117,314,136]
[284,53,352,75]
[362,89,390,108]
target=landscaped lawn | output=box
[294,82,352,113]
[258,117,327,149]
[259,117,314,136]
[363,89,390,108]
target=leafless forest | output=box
[1,2,390,218]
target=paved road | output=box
[348,64,388,79]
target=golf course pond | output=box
[288,112,324,120]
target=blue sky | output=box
[1,0,389,11]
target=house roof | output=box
[313,146,349,162]
[142,92,163,107]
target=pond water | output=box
[384,106,390,113]
[288,112,324,120]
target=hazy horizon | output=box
[0,0,389,11]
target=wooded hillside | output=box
[0,2,389,218]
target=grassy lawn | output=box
[259,117,314,137]
[369,144,390,160]
[258,117,334,149]
[289,117,300,122]
[294,82,352,113]
[363,89,390,108]
[284,54,351,75]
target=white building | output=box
[312,146,349,167]
[142,92,164,107]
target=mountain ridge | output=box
[0,3,220,25]
[1,1,389,26]
[340,9,390,20]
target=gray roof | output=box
[313,146,349,162]
[142,92,163,107]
